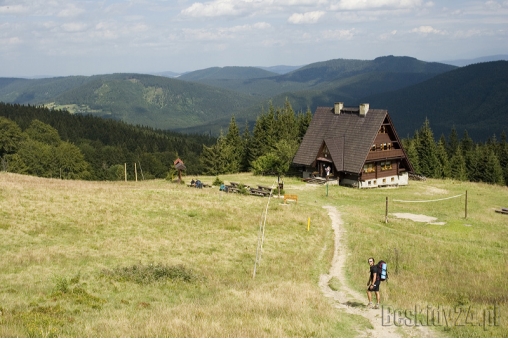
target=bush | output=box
[213,176,223,186]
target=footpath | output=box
[319,206,437,338]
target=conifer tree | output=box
[436,136,451,178]
[498,131,508,185]
[404,137,420,174]
[225,116,242,173]
[449,145,468,181]
[460,130,474,156]
[465,145,481,182]
[240,121,251,172]
[447,126,460,157]
[415,119,439,177]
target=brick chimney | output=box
[359,103,369,116]
[334,102,344,114]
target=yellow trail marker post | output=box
[307,217,310,231]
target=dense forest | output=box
[0,103,215,180]
[1,101,507,187]
[403,119,508,186]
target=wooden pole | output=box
[385,196,388,223]
[124,163,127,182]
[135,163,138,182]
[465,190,468,219]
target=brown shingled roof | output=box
[293,106,387,174]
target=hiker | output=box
[366,257,380,309]
[325,165,331,178]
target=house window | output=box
[363,163,375,173]
[380,161,392,171]
[388,142,392,150]
[383,143,387,150]
[368,181,371,185]
[373,180,377,185]
[380,126,385,133]
[391,177,395,182]
[371,144,376,152]
[383,178,386,183]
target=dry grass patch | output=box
[0,172,360,337]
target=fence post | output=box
[385,196,388,223]
[465,190,468,219]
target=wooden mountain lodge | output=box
[292,102,413,188]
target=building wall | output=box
[358,172,409,188]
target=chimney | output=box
[334,102,344,114]
[359,103,369,116]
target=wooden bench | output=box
[250,188,271,197]
[283,194,298,204]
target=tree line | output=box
[200,100,312,177]
[403,119,508,186]
[0,103,215,180]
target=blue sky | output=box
[1,0,507,77]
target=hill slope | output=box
[364,61,508,140]
[179,66,278,81]
[0,73,260,130]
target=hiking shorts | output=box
[368,282,380,292]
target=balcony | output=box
[366,149,405,161]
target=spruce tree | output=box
[404,137,420,174]
[447,126,459,157]
[436,136,451,178]
[240,121,251,172]
[449,145,468,181]
[415,119,439,178]
[225,116,242,173]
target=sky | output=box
[1,0,507,77]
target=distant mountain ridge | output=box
[0,55,506,141]
[439,54,508,67]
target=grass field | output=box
[0,172,507,337]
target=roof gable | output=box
[293,106,388,173]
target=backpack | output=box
[377,261,388,281]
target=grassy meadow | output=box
[0,172,507,337]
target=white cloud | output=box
[321,28,355,40]
[288,11,325,24]
[181,22,271,41]
[61,22,88,32]
[57,4,85,18]
[0,4,27,14]
[411,25,444,34]
[330,0,423,10]
[181,0,241,17]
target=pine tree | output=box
[297,108,313,141]
[449,145,468,181]
[240,121,251,172]
[447,126,459,157]
[478,145,504,185]
[498,131,508,185]
[415,119,439,177]
[460,130,474,156]
[436,136,451,178]
[225,116,242,173]
[404,137,420,174]
[465,145,481,182]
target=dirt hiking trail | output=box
[320,206,437,338]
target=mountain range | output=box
[1,55,507,141]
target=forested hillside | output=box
[0,74,259,131]
[364,61,508,140]
[1,56,507,142]
[0,103,215,180]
